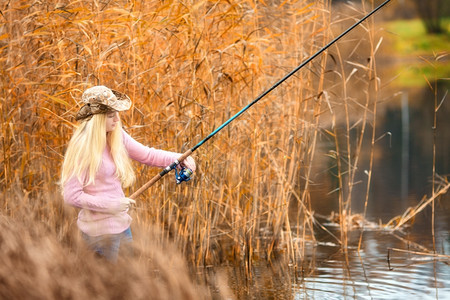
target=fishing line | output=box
[130,0,392,199]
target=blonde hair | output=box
[61,114,136,188]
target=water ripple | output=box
[295,258,450,299]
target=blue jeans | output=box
[82,227,133,262]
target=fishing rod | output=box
[130,0,392,199]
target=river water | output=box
[198,81,450,299]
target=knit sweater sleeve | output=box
[63,176,119,213]
[122,130,180,168]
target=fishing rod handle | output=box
[130,148,193,199]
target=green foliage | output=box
[385,18,450,56]
[383,18,450,87]
[391,62,450,88]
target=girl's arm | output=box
[122,130,192,168]
[63,176,121,213]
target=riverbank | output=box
[381,18,450,87]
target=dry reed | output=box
[387,247,450,271]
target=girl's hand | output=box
[116,197,136,212]
[181,156,196,172]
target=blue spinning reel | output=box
[175,167,193,184]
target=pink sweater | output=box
[63,130,181,237]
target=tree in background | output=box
[412,0,449,34]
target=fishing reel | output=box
[175,167,193,184]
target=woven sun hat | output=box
[75,85,132,121]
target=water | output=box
[199,82,450,299]
[308,82,450,299]
[216,229,450,299]
[299,231,450,299]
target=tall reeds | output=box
[314,0,385,250]
[0,0,387,271]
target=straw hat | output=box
[75,86,131,121]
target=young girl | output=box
[61,85,195,261]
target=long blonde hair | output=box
[61,114,136,188]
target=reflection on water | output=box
[300,82,449,299]
[363,83,450,221]
[298,230,450,299]
[200,83,449,299]
[312,83,450,223]
[213,229,450,299]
